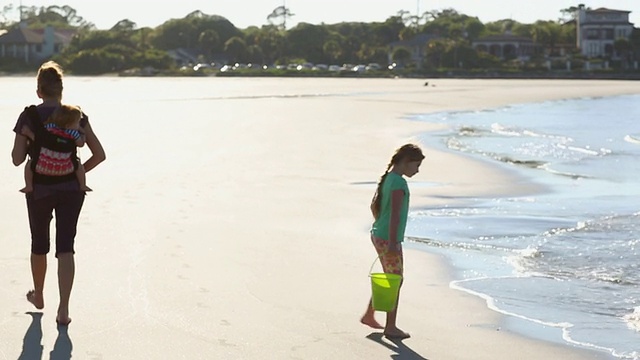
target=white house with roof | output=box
[575,5,634,58]
[0,23,76,63]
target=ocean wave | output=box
[623,307,640,332]
[407,236,513,253]
[556,143,610,156]
[458,126,491,137]
[495,156,546,168]
[539,164,590,179]
[624,134,640,145]
[490,123,571,140]
[445,137,469,151]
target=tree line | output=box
[1,5,639,74]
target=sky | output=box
[5,1,640,30]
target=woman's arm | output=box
[81,122,106,173]
[388,189,405,249]
[11,133,29,166]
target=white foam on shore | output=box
[624,135,640,145]
[450,277,618,358]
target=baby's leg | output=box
[20,160,33,193]
[76,164,92,192]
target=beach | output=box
[1,77,640,359]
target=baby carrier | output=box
[25,105,79,179]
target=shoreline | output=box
[1,78,638,359]
[395,87,639,359]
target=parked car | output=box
[297,63,313,71]
[352,64,367,73]
[366,63,381,71]
[193,63,212,71]
[313,64,328,71]
[328,65,342,72]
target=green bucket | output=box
[369,258,402,312]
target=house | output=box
[575,5,634,58]
[0,23,76,63]
[472,33,540,61]
[388,33,440,66]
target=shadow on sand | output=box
[366,332,429,360]
[49,324,72,360]
[17,312,73,360]
[18,312,43,360]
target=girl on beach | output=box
[20,104,91,193]
[360,143,424,339]
[11,61,106,326]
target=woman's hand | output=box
[82,122,106,172]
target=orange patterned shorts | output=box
[371,235,403,275]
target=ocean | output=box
[406,94,640,359]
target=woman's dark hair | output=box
[37,61,64,99]
[371,144,424,219]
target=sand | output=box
[2,77,640,359]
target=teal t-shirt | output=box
[370,172,410,243]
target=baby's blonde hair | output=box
[48,104,82,129]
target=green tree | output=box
[420,8,484,42]
[252,25,286,64]
[11,5,92,29]
[111,19,137,32]
[225,36,247,63]
[150,11,241,52]
[531,20,562,55]
[198,29,220,58]
[286,23,328,63]
[392,47,412,65]
[323,40,343,63]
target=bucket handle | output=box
[369,256,382,275]
[369,256,403,279]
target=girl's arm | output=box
[81,122,106,173]
[11,133,29,166]
[388,189,405,251]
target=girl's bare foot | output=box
[360,315,384,329]
[384,327,411,339]
[26,290,44,309]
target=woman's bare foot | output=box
[360,314,384,329]
[26,290,44,309]
[383,327,410,339]
[56,309,72,326]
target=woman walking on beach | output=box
[360,143,424,339]
[11,61,106,325]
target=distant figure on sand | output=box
[20,104,91,193]
[11,61,106,326]
[360,143,424,340]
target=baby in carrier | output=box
[20,104,91,193]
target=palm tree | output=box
[267,2,294,31]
